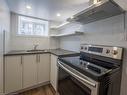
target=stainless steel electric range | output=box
[57,44,123,95]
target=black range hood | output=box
[67,0,125,24]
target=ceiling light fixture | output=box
[70,16,74,19]
[26,5,32,9]
[57,13,61,17]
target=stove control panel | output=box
[80,44,123,60]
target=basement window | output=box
[18,16,49,36]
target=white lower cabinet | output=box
[50,54,58,91]
[37,54,50,84]
[22,55,37,88]
[5,56,22,93]
[5,53,51,93]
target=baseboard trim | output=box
[5,81,50,95]
[50,84,56,95]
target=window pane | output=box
[34,23,45,35]
[18,16,48,36]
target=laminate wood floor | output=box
[18,85,55,95]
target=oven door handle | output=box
[58,62,96,87]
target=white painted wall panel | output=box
[0,0,10,94]
[0,25,3,94]
[0,0,10,53]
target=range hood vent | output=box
[67,0,125,24]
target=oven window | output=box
[58,67,91,95]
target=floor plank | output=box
[18,85,55,95]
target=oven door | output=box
[57,61,99,95]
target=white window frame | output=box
[18,16,49,37]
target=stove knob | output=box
[84,47,87,50]
[106,49,110,54]
[80,61,83,65]
[81,46,84,50]
[112,50,118,55]
[84,63,87,66]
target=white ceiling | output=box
[5,0,89,22]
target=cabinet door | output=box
[50,54,58,91]
[5,56,22,93]
[23,55,37,88]
[37,54,50,84]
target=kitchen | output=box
[0,0,127,95]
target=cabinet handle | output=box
[39,55,40,62]
[36,54,40,63]
[36,55,38,63]
[21,56,23,64]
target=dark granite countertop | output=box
[4,49,78,56]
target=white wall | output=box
[0,0,10,94]
[10,13,59,50]
[0,0,10,53]
[59,13,127,95]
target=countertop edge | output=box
[4,49,78,57]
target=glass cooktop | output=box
[59,56,110,77]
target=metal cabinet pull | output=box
[58,61,96,87]
[36,55,38,63]
[39,55,40,62]
[36,54,40,63]
[21,56,23,64]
